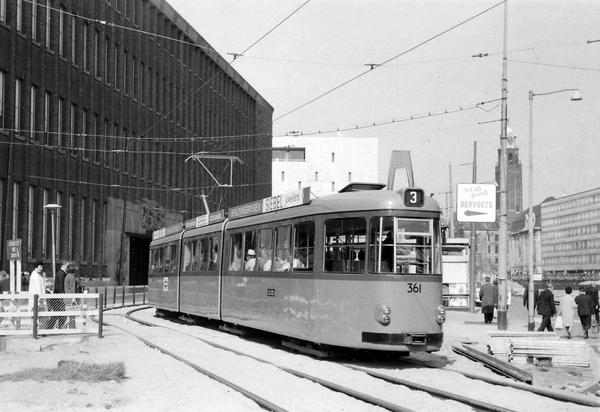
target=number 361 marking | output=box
[407,283,422,293]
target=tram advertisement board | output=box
[456,183,497,223]
[229,187,311,220]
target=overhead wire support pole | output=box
[497,0,509,330]
[527,88,582,331]
[469,142,477,313]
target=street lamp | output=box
[527,89,582,331]
[44,204,62,287]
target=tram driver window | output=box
[324,218,366,273]
[369,217,434,274]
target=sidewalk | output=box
[443,300,600,392]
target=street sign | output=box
[456,184,497,223]
[7,239,21,260]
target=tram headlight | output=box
[436,304,446,325]
[375,304,391,326]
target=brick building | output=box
[0,0,273,284]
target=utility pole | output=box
[449,164,454,238]
[469,142,477,313]
[497,0,509,330]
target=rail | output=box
[0,293,103,339]
[85,285,148,309]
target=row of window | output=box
[544,209,600,228]
[150,216,438,275]
[0,70,200,189]
[543,192,600,214]
[0,1,257,140]
[542,224,600,240]
[0,178,105,265]
[542,238,600,254]
[544,254,600,266]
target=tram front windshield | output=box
[369,216,441,274]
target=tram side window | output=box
[150,247,163,273]
[293,221,315,271]
[243,230,257,271]
[273,225,292,272]
[257,228,273,271]
[229,233,243,271]
[183,239,199,272]
[207,235,219,270]
[163,243,178,273]
[324,218,367,273]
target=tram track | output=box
[101,306,569,412]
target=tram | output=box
[148,184,446,354]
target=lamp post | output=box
[527,89,582,331]
[44,204,62,287]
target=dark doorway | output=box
[130,236,151,285]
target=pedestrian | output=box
[28,262,46,298]
[64,262,78,329]
[557,286,577,339]
[585,282,599,328]
[523,283,539,312]
[28,261,47,328]
[479,277,496,323]
[537,283,557,332]
[47,261,68,329]
[575,286,595,339]
[21,270,30,292]
[0,270,8,293]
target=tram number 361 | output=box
[407,283,422,293]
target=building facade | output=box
[0,0,273,284]
[542,187,600,278]
[271,136,378,198]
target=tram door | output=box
[130,236,151,285]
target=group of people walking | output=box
[522,281,599,339]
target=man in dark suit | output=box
[523,283,539,311]
[537,283,556,332]
[576,286,595,339]
[46,261,68,329]
[585,283,599,327]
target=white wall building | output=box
[272,136,379,198]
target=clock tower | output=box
[495,131,523,225]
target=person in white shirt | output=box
[244,249,256,271]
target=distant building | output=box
[271,136,378,198]
[541,188,600,278]
[508,201,548,280]
[495,133,523,225]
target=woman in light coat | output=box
[558,286,577,339]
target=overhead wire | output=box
[0,97,501,154]
[272,0,506,123]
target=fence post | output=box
[98,293,104,338]
[33,294,38,339]
[143,285,146,304]
[122,285,125,307]
[113,286,117,306]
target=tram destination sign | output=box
[456,183,497,223]
[228,187,311,220]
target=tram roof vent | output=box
[339,182,387,193]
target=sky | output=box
[167,0,600,209]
